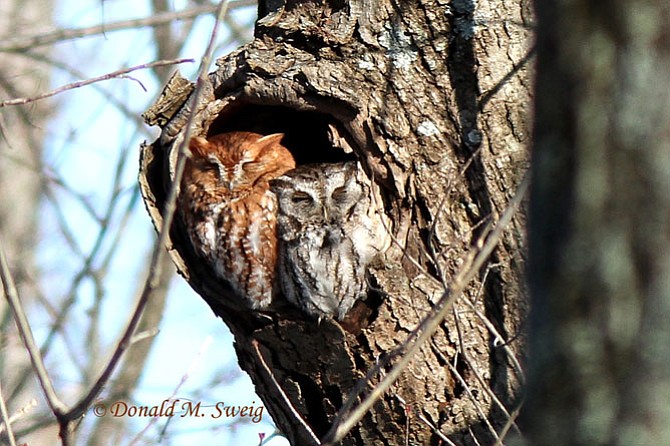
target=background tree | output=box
[1,1,55,444]
[527,0,670,444]
[141,0,532,444]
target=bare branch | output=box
[452,307,492,443]
[322,172,531,445]
[0,381,17,446]
[493,401,523,446]
[20,50,156,133]
[127,336,213,446]
[0,1,255,53]
[252,340,320,446]
[395,395,455,446]
[0,239,68,416]
[61,0,232,427]
[0,58,194,108]
[0,398,38,438]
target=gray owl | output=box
[269,162,389,320]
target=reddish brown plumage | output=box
[178,131,296,309]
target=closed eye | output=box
[331,186,350,202]
[291,191,313,204]
[199,162,218,173]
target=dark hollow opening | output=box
[207,103,357,165]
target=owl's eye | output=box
[291,191,313,204]
[331,186,349,202]
[200,163,218,173]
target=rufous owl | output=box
[178,131,296,309]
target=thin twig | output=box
[468,425,484,446]
[10,122,156,402]
[252,340,320,446]
[0,58,194,108]
[447,307,523,436]
[450,289,522,440]
[0,240,68,416]
[321,172,530,445]
[127,336,213,446]
[492,400,524,446]
[61,0,231,425]
[0,1,255,53]
[0,399,38,436]
[0,380,17,446]
[395,395,455,446]
[0,399,39,439]
[21,51,153,134]
[459,284,526,382]
[451,305,499,443]
[11,176,140,401]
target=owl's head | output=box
[270,162,365,227]
[185,132,296,192]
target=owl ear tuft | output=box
[188,136,210,157]
[256,133,285,148]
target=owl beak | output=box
[223,172,235,191]
[215,166,233,191]
[216,178,234,191]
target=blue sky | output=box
[34,0,290,444]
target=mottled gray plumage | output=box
[270,162,389,320]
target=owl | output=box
[178,131,296,309]
[269,162,389,321]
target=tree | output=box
[0,1,54,444]
[526,0,670,444]
[140,0,533,444]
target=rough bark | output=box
[527,0,670,444]
[140,0,532,444]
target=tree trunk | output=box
[140,0,532,444]
[527,0,670,444]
